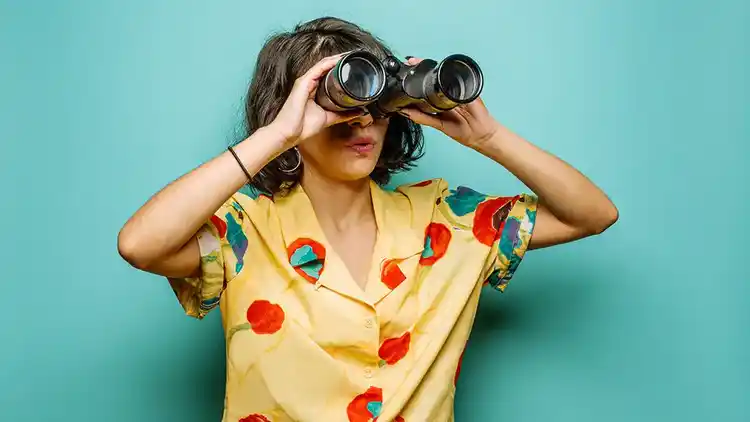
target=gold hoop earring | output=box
[279,147,302,174]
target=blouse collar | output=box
[274,179,424,306]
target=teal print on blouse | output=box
[421,234,435,259]
[486,268,502,288]
[290,244,323,280]
[498,216,521,259]
[239,184,272,201]
[445,186,487,216]
[366,401,382,418]
[200,296,220,312]
[498,203,538,260]
[525,205,537,226]
[225,212,247,274]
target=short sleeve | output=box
[433,181,538,292]
[167,195,252,319]
[482,193,538,292]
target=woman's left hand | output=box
[397,57,500,149]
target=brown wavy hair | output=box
[233,16,424,195]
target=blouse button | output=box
[364,367,373,378]
[364,318,374,329]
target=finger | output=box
[301,51,349,85]
[325,109,366,127]
[288,52,349,106]
[463,96,485,113]
[404,56,424,65]
[452,103,475,119]
[398,107,442,128]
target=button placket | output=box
[363,313,380,380]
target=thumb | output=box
[325,109,366,127]
[398,107,442,128]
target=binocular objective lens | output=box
[439,59,480,102]
[340,57,382,99]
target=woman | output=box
[118,16,617,422]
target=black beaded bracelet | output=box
[227,145,252,182]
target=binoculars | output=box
[315,51,483,118]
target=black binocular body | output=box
[315,51,484,118]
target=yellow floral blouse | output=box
[168,178,537,422]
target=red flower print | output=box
[473,196,516,246]
[379,332,411,365]
[240,415,271,422]
[411,180,432,187]
[455,348,466,386]
[395,416,405,422]
[246,300,285,335]
[210,214,227,238]
[287,238,326,283]
[347,386,383,422]
[419,223,451,266]
[381,258,406,289]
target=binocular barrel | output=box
[315,51,484,118]
[315,51,387,112]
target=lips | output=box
[345,137,375,153]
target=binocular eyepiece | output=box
[315,51,484,118]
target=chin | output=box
[335,160,379,182]
[338,169,378,182]
[303,145,383,182]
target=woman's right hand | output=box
[267,52,364,146]
[118,54,364,280]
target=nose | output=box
[347,112,374,128]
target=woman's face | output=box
[297,113,390,182]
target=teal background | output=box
[1,0,747,421]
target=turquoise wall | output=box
[2,1,747,421]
